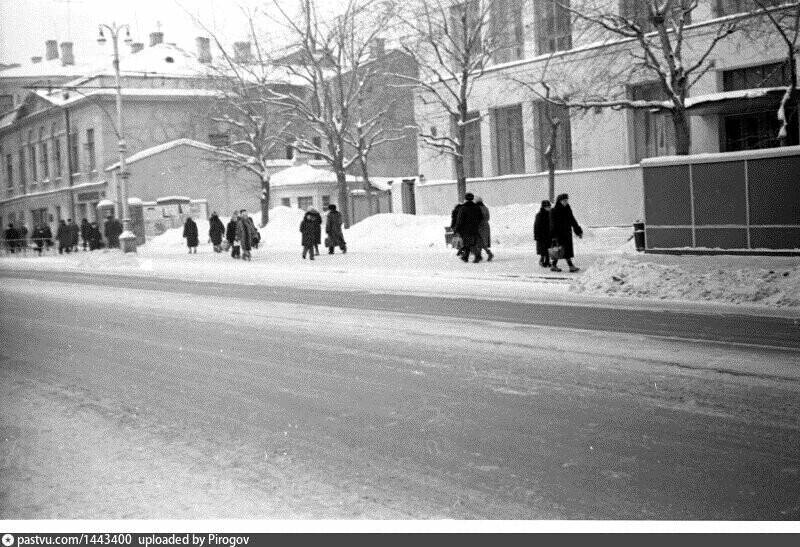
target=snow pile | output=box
[574,257,800,307]
[344,213,449,249]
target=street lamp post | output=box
[98,22,136,253]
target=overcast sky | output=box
[0,0,320,65]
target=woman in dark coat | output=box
[183,216,199,254]
[226,211,240,259]
[475,197,494,262]
[307,207,323,256]
[208,212,226,252]
[56,220,71,254]
[549,193,583,272]
[299,212,317,260]
[235,210,257,261]
[325,204,347,254]
[533,200,552,268]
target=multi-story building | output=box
[413,0,798,223]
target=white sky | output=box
[0,0,346,65]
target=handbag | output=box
[451,234,463,249]
[324,236,332,248]
[222,240,231,251]
[548,244,564,261]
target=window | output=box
[536,0,571,54]
[209,132,230,147]
[450,0,482,64]
[312,136,323,160]
[491,0,524,64]
[28,131,37,182]
[723,61,791,92]
[536,102,572,171]
[54,137,62,178]
[69,131,79,174]
[281,197,291,207]
[715,0,781,17]
[297,196,313,210]
[285,145,294,160]
[31,207,48,228]
[457,110,483,178]
[85,128,96,171]
[629,82,676,162]
[493,104,525,175]
[18,148,25,187]
[40,127,49,180]
[322,195,331,209]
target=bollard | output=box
[633,221,646,252]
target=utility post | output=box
[98,22,137,253]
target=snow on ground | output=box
[2,203,799,309]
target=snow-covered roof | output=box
[34,87,220,108]
[270,163,359,187]
[106,139,218,171]
[156,196,192,204]
[685,87,792,109]
[0,55,105,80]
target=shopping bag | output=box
[548,245,564,261]
[451,235,463,249]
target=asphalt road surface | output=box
[1,271,799,519]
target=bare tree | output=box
[545,0,741,156]
[268,0,399,228]
[195,11,298,226]
[396,0,509,200]
[753,0,800,146]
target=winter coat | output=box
[533,208,551,255]
[246,217,260,248]
[104,218,123,246]
[235,217,257,251]
[300,217,316,247]
[307,209,323,245]
[68,222,80,246]
[454,200,483,248]
[208,214,225,245]
[325,210,346,248]
[550,202,582,260]
[56,221,71,247]
[183,218,199,248]
[450,204,463,232]
[42,225,53,246]
[4,226,19,248]
[80,220,91,241]
[225,218,238,244]
[87,224,102,249]
[477,203,491,249]
[32,226,46,248]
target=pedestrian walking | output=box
[235,209,257,261]
[226,211,240,259]
[307,207,323,256]
[450,199,465,257]
[454,193,484,263]
[18,224,29,253]
[42,223,53,251]
[300,212,317,260]
[534,200,552,268]
[87,222,102,250]
[32,224,46,255]
[549,193,583,273]
[104,215,123,248]
[325,204,347,254]
[475,197,494,262]
[80,218,91,251]
[4,223,19,253]
[183,216,199,254]
[56,219,71,254]
[68,219,80,252]
[208,212,225,253]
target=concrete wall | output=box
[415,164,643,227]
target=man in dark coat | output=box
[42,223,53,250]
[88,222,102,250]
[208,212,225,252]
[325,204,347,254]
[533,200,552,268]
[56,220,71,254]
[183,216,199,254]
[104,216,123,248]
[454,193,484,263]
[80,218,91,251]
[226,211,240,259]
[67,219,80,252]
[300,212,316,260]
[4,223,19,253]
[32,224,46,255]
[307,207,323,256]
[235,209,257,261]
[549,193,583,272]
[450,200,465,257]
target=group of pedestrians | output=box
[298,203,347,260]
[184,209,261,260]
[3,216,116,255]
[450,193,494,263]
[449,192,583,272]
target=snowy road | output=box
[2,274,800,519]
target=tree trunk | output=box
[672,107,692,156]
[336,168,351,229]
[359,157,374,217]
[546,116,560,204]
[260,177,270,227]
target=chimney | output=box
[196,37,212,64]
[233,41,252,63]
[130,42,144,54]
[45,40,59,61]
[60,42,74,66]
[370,38,385,60]
[31,56,43,64]
[149,31,164,47]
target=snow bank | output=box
[574,257,800,308]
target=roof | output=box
[105,138,218,171]
[270,163,359,187]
